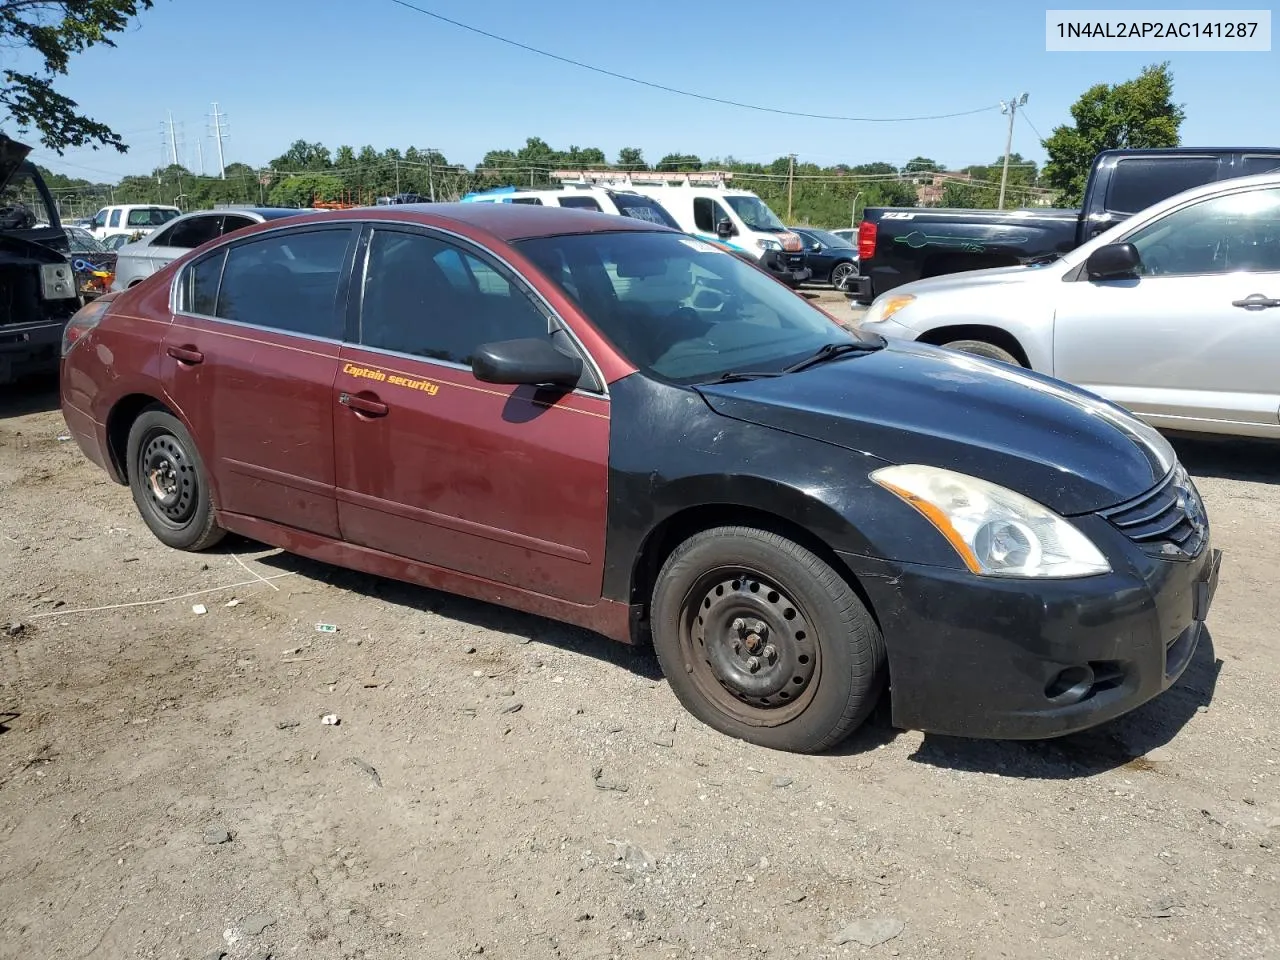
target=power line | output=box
[386,0,998,124]
[1021,109,1048,145]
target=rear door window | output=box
[108,209,121,228]
[213,227,354,338]
[1105,156,1222,215]
[164,215,225,249]
[1242,155,1280,176]
[221,215,256,234]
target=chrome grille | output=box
[1099,465,1208,561]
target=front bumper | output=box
[0,320,67,385]
[761,249,811,286]
[838,524,1222,740]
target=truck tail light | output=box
[858,220,877,261]
[61,297,113,357]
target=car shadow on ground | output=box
[902,630,1222,779]
[0,374,60,418]
[1170,433,1280,484]
[244,542,664,681]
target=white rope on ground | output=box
[233,552,281,591]
[27,571,297,620]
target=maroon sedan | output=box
[59,204,1219,752]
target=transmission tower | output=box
[209,102,229,180]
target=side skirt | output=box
[218,512,635,644]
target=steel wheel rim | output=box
[138,429,197,527]
[678,566,821,727]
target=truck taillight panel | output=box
[858,221,877,261]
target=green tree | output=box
[902,157,940,174]
[657,153,702,171]
[1042,61,1185,206]
[270,140,332,172]
[1,0,155,153]
[267,173,344,208]
[617,147,645,169]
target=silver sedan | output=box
[110,207,312,291]
[853,171,1280,440]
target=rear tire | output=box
[830,261,856,288]
[940,339,1023,366]
[126,407,225,551]
[651,526,885,753]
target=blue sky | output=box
[12,0,1278,182]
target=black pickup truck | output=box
[843,147,1280,304]
[1,134,79,385]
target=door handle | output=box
[166,344,204,364]
[338,391,388,417]
[1231,293,1280,310]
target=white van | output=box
[86,204,182,242]
[600,184,811,287]
[460,185,682,228]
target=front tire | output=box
[651,526,885,753]
[940,338,1023,366]
[126,407,225,551]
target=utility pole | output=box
[851,191,863,228]
[196,138,205,176]
[786,153,797,221]
[166,111,179,167]
[210,102,229,180]
[427,153,435,202]
[395,158,400,195]
[998,93,1029,210]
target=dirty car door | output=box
[162,225,358,537]
[333,225,610,603]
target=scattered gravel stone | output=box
[607,724,624,734]
[621,843,656,873]
[592,767,629,792]
[275,720,300,730]
[651,736,674,748]
[5,621,24,637]
[500,702,523,715]
[834,918,905,947]
[784,889,807,903]
[203,950,226,960]
[773,776,794,788]
[463,645,477,654]
[1266,817,1280,830]
[497,688,516,698]
[1145,747,1174,762]
[624,907,647,921]
[203,826,231,845]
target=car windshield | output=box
[517,230,857,385]
[724,195,786,231]
[0,166,54,232]
[66,227,109,253]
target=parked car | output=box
[854,171,1280,440]
[847,147,1280,304]
[86,204,181,241]
[462,185,682,227]
[111,207,313,291]
[64,225,117,299]
[790,227,859,287]
[60,203,1220,751]
[830,228,856,245]
[102,232,140,251]
[376,193,431,205]
[599,182,811,287]
[0,133,79,385]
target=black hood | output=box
[0,134,32,194]
[695,340,1176,515]
[0,232,65,263]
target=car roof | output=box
[255,202,675,242]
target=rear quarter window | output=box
[1105,157,1222,216]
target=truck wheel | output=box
[940,339,1023,367]
[126,408,225,551]
[651,526,886,753]
[830,262,856,288]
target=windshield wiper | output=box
[710,370,786,384]
[782,338,884,374]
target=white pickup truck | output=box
[86,204,181,242]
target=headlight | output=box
[756,238,782,252]
[871,464,1111,578]
[862,294,915,325]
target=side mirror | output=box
[715,218,735,238]
[810,241,823,251]
[472,338,583,389]
[1086,242,1141,280]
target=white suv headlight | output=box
[871,464,1111,578]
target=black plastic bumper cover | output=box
[838,539,1222,739]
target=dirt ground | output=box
[2,345,1279,959]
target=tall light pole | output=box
[998,93,1028,210]
[786,153,797,221]
[850,190,863,227]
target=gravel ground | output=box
[1,350,1278,960]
